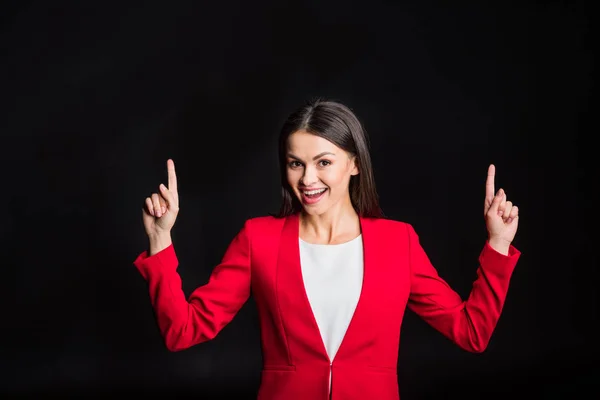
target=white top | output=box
[299,234,364,363]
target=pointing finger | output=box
[485,164,496,207]
[167,159,178,199]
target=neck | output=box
[300,196,359,243]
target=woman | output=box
[133,99,521,400]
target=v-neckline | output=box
[277,212,374,365]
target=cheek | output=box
[286,169,299,186]
[323,168,349,187]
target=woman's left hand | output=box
[484,164,519,248]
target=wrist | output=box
[148,232,172,256]
[488,236,511,256]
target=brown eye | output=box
[288,161,302,168]
[318,160,331,167]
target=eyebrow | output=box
[287,152,336,161]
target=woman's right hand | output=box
[143,159,180,237]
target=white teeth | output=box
[304,188,326,195]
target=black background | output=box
[1,0,596,398]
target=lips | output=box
[300,188,328,205]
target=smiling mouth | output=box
[300,188,328,204]
[303,188,327,196]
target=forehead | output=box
[286,130,339,154]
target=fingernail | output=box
[160,184,166,190]
[162,206,166,214]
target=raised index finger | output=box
[485,163,495,201]
[167,159,177,194]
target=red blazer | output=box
[134,213,521,400]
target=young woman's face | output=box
[286,130,358,216]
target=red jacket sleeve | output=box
[133,220,252,351]
[406,223,521,353]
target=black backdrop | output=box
[1,1,596,398]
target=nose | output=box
[300,165,318,187]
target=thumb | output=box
[488,188,504,215]
[160,184,179,212]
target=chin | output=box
[301,207,321,215]
[300,203,330,216]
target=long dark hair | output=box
[274,98,383,218]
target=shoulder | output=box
[237,215,287,251]
[242,214,286,232]
[363,216,413,231]
[362,216,420,241]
